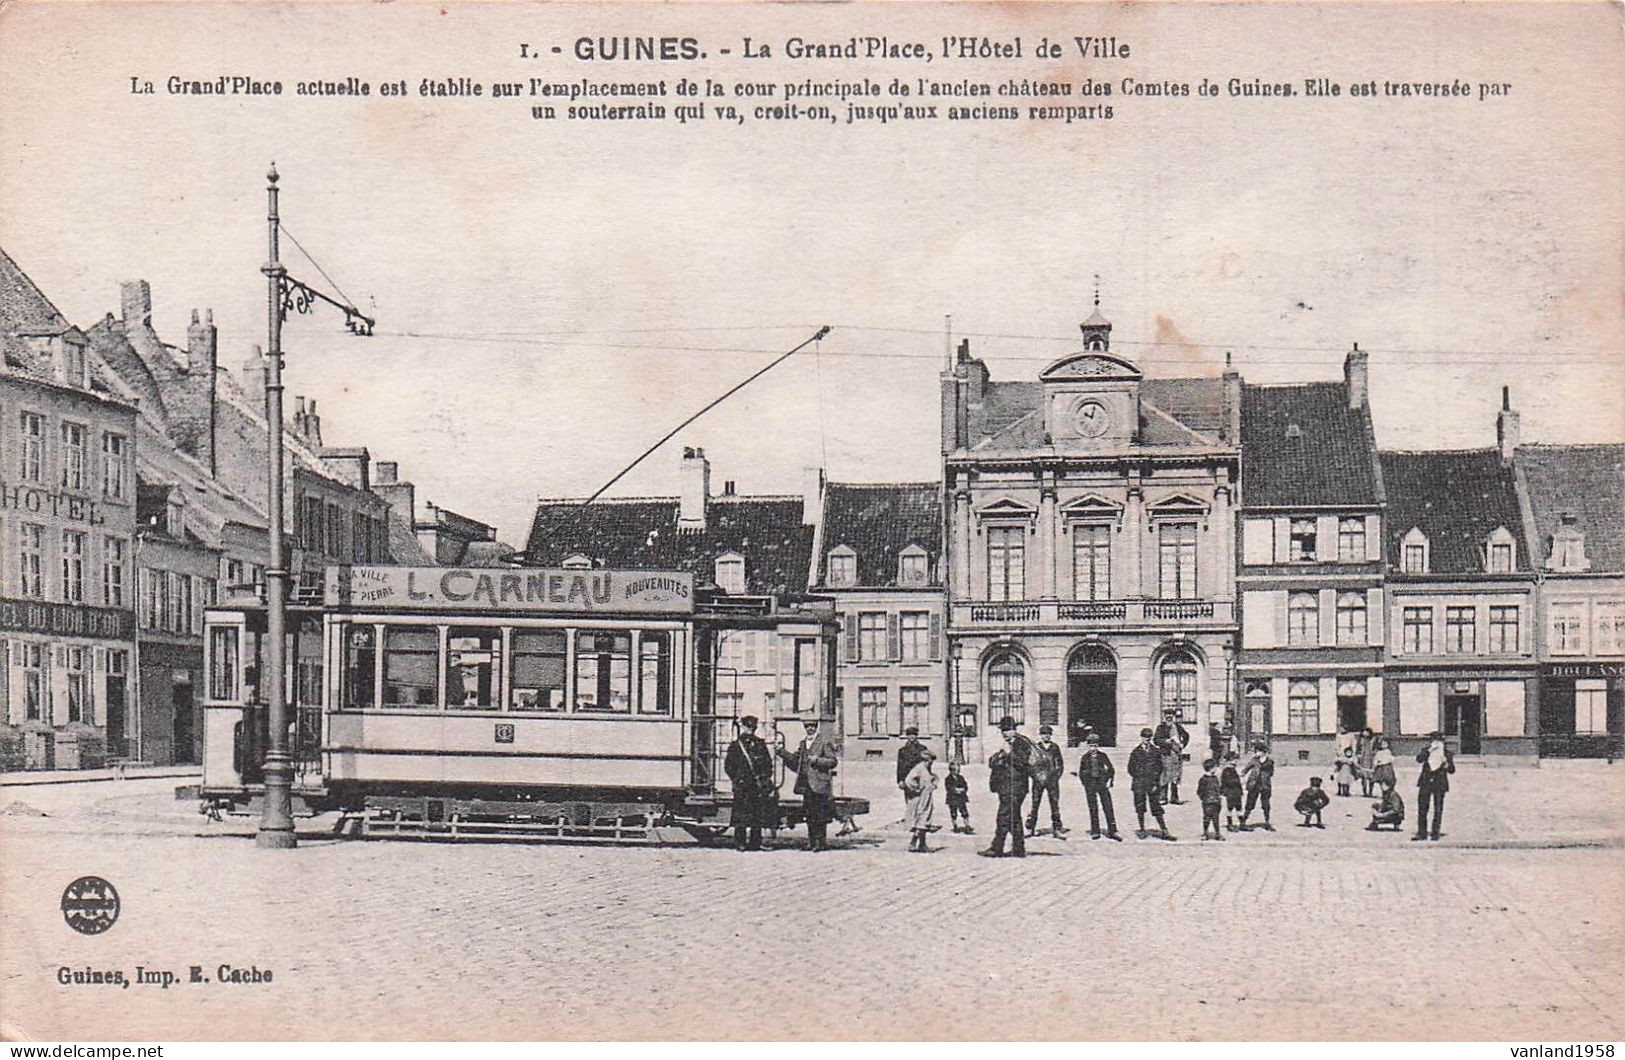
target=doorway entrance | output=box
[1066,645,1117,747]
[171,671,196,765]
[105,675,127,758]
[1444,693,1482,755]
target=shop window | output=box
[446,627,502,710]
[65,648,87,723]
[1337,517,1366,562]
[858,687,888,734]
[510,630,566,711]
[21,644,44,721]
[1575,680,1608,734]
[1336,591,1367,644]
[382,626,438,707]
[576,631,632,712]
[986,652,1025,726]
[1287,592,1319,646]
[638,631,672,715]
[1287,679,1319,734]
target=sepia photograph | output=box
[0,0,1621,1048]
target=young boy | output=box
[1219,751,1244,832]
[1294,775,1330,828]
[1238,742,1276,831]
[1196,759,1225,841]
[1367,778,1406,831]
[944,761,972,834]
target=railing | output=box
[955,598,1233,628]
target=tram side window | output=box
[208,626,239,701]
[779,637,821,715]
[510,630,566,711]
[638,630,672,715]
[344,625,377,709]
[383,626,439,708]
[446,626,502,711]
[576,631,632,713]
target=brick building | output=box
[1516,440,1625,756]
[1,248,139,769]
[810,481,947,760]
[1235,347,1387,763]
[940,309,1241,760]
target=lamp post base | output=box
[255,755,299,849]
[254,827,298,849]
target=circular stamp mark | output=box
[61,876,120,935]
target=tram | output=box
[200,565,868,841]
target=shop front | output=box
[1,597,136,770]
[1538,662,1624,759]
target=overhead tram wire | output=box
[573,326,832,513]
[278,220,361,311]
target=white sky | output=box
[2,2,1621,543]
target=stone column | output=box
[952,483,972,601]
[1213,471,1234,601]
[1038,472,1057,599]
[1124,470,1144,598]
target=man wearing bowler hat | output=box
[723,715,776,851]
[896,725,928,816]
[1413,730,1456,841]
[1025,724,1067,837]
[980,716,1034,858]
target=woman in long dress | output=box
[903,749,939,852]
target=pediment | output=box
[1146,492,1209,514]
[1060,492,1122,514]
[1039,352,1143,382]
[976,497,1037,518]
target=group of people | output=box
[723,711,1460,854]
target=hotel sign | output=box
[1543,662,1624,679]
[0,597,134,641]
[325,566,694,614]
[0,482,115,526]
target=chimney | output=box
[679,447,710,529]
[959,338,988,404]
[1345,342,1369,409]
[1222,363,1242,443]
[188,309,218,370]
[306,399,322,448]
[242,346,266,410]
[120,280,152,328]
[375,461,399,485]
[1497,386,1520,466]
[801,465,824,525]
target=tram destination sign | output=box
[325,566,695,614]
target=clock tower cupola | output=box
[1080,279,1112,352]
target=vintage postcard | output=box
[1,0,1622,1045]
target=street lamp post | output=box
[256,164,296,849]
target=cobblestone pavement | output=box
[2,775,1622,1042]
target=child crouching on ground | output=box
[1295,776,1330,828]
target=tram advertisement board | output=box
[325,565,694,614]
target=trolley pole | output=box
[257,163,296,849]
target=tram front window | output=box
[208,626,239,701]
[510,630,566,712]
[575,631,632,713]
[344,625,377,709]
[447,626,502,710]
[383,626,439,707]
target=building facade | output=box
[941,312,1241,760]
[1,248,139,769]
[1235,349,1387,764]
[1517,441,1625,756]
[811,481,948,760]
[134,482,219,765]
[1379,429,1540,757]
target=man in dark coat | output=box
[778,718,840,851]
[980,716,1032,858]
[1025,724,1067,837]
[723,715,777,851]
[1127,727,1174,840]
[896,726,927,812]
[1155,709,1191,804]
[1075,733,1122,840]
[1413,730,1456,841]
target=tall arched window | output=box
[1336,590,1367,644]
[1288,592,1319,646]
[986,652,1026,726]
[1158,650,1199,724]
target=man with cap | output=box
[723,715,777,851]
[896,725,928,815]
[1155,708,1191,805]
[1025,724,1067,837]
[778,718,840,851]
[980,716,1034,857]
[1127,726,1175,840]
[1075,733,1122,840]
[1413,730,1456,841]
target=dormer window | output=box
[62,338,87,389]
[562,553,592,570]
[1401,528,1430,574]
[1549,513,1590,572]
[715,552,745,594]
[827,546,856,587]
[898,545,928,587]
[166,498,185,538]
[1485,527,1516,573]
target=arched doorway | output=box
[1066,644,1117,747]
